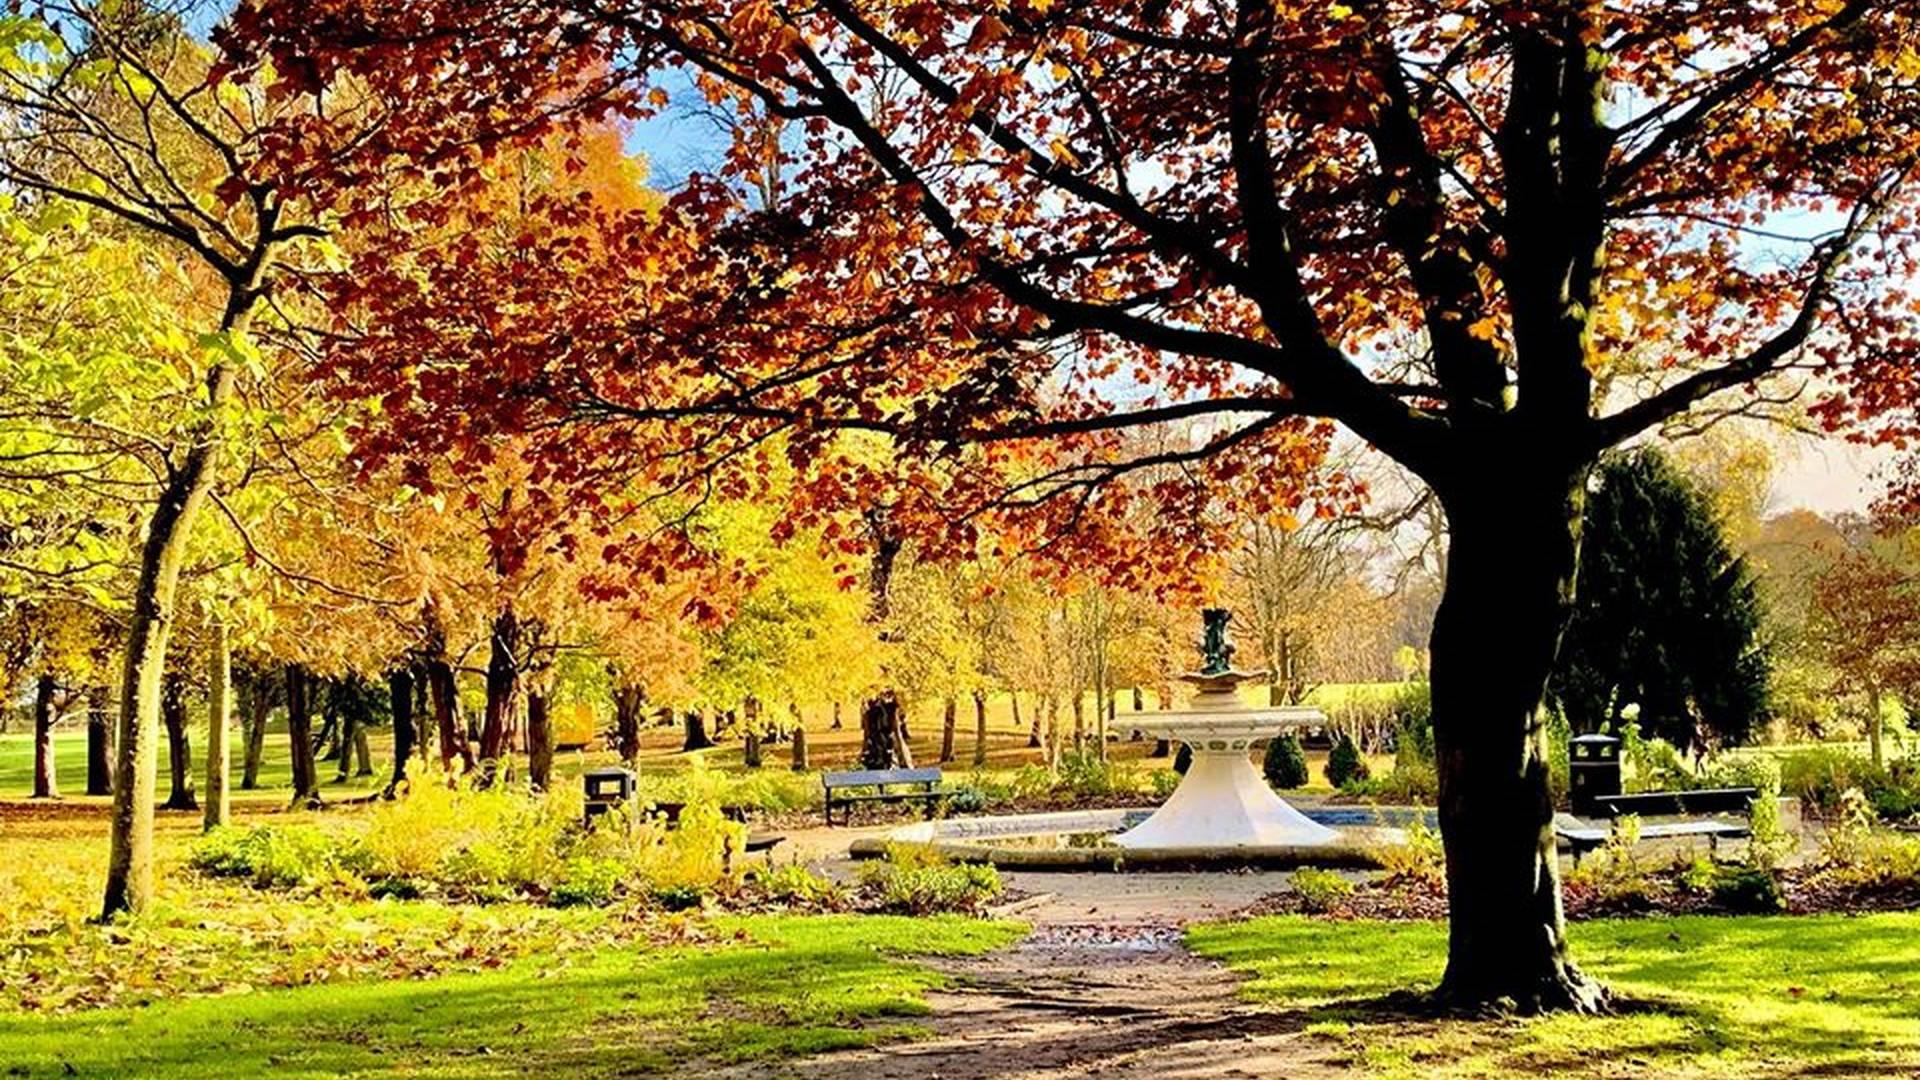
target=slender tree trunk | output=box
[830,700,843,730]
[86,684,112,796]
[1868,686,1885,768]
[1044,696,1061,771]
[334,685,361,784]
[353,721,373,776]
[1430,469,1606,1013]
[160,673,196,812]
[285,665,321,807]
[682,709,715,751]
[613,683,645,769]
[526,688,554,790]
[972,690,988,767]
[241,671,269,790]
[939,696,957,763]
[102,370,237,917]
[478,606,520,783]
[1072,693,1085,751]
[31,674,59,799]
[386,668,414,796]
[743,697,764,768]
[1021,693,1040,748]
[203,621,230,831]
[790,704,810,771]
[1132,686,1144,712]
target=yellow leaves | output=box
[1050,137,1081,169]
[1466,315,1503,344]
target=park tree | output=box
[235,0,1920,1011]
[1550,450,1772,753]
[1809,528,1920,767]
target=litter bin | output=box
[1568,733,1621,816]
[584,767,637,828]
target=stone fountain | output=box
[1114,609,1337,849]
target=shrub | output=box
[1056,749,1132,797]
[191,825,347,889]
[1263,734,1309,790]
[748,864,848,909]
[944,785,989,815]
[1816,788,1920,889]
[550,856,625,907]
[1565,816,1655,908]
[1007,765,1056,800]
[1779,746,1893,813]
[1289,868,1354,913]
[1374,819,1446,890]
[1325,734,1370,788]
[1709,866,1784,913]
[1148,768,1181,800]
[857,845,1002,914]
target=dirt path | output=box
[712,873,1357,1080]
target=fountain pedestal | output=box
[1116,703,1337,849]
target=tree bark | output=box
[353,718,373,776]
[102,362,237,917]
[241,670,269,790]
[972,690,988,766]
[831,700,843,730]
[334,682,361,784]
[203,621,230,831]
[1429,468,1607,1014]
[790,709,810,772]
[939,696,957,763]
[478,605,520,784]
[31,673,59,799]
[526,687,553,790]
[1868,685,1885,768]
[160,672,196,811]
[284,665,321,807]
[613,682,645,769]
[86,684,112,796]
[860,692,913,770]
[386,668,415,796]
[682,709,715,751]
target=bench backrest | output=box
[822,767,943,790]
[1595,787,1757,817]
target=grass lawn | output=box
[1188,913,1920,1078]
[0,913,1023,1079]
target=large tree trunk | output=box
[478,606,520,784]
[241,671,269,790]
[160,673,196,811]
[353,718,373,776]
[972,690,989,766]
[613,683,645,769]
[284,665,321,807]
[526,687,554,790]
[86,684,112,796]
[203,621,230,831]
[1429,471,1606,1014]
[31,674,59,799]
[939,696,957,763]
[420,600,473,775]
[860,692,913,770]
[386,668,415,796]
[682,709,715,751]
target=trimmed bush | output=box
[1263,734,1309,790]
[1326,734,1370,788]
[1290,868,1354,913]
[857,844,1002,914]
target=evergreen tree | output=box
[1550,450,1771,752]
[1326,734,1370,788]
[1263,734,1309,790]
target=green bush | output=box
[550,856,625,907]
[1289,868,1354,913]
[748,864,848,909]
[1816,788,1920,889]
[945,784,989,814]
[1263,734,1309,790]
[1148,768,1181,800]
[1565,816,1655,908]
[857,845,1002,914]
[1779,746,1892,812]
[1326,734,1370,788]
[1056,749,1132,797]
[191,825,349,889]
[1709,866,1785,913]
[1374,819,1446,890]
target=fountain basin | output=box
[849,806,1433,871]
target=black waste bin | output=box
[1568,733,1621,816]
[584,767,637,828]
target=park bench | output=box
[1554,786,1759,864]
[821,767,945,826]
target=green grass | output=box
[1188,913,1920,1078]
[0,913,1024,1079]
